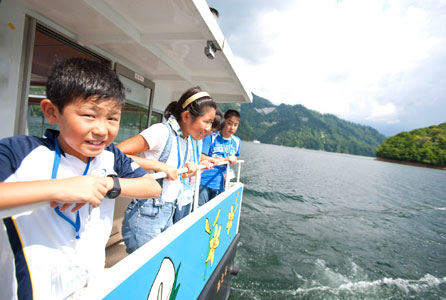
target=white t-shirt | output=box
[0,129,146,299]
[139,122,192,203]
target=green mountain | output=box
[218,94,386,157]
[376,123,446,167]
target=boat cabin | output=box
[0,0,251,298]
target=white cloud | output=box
[227,0,445,135]
[368,101,399,123]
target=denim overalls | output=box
[121,123,175,254]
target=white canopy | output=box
[18,0,252,103]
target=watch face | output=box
[106,175,121,199]
[107,189,120,199]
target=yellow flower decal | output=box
[226,192,239,235]
[205,218,211,234]
[204,209,221,278]
[206,224,221,267]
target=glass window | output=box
[27,25,109,137]
[114,104,149,144]
[27,102,57,137]
[151,111,163,125]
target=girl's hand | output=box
[183,162,198,178]
[161,164,178,181]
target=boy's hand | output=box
[50,202,86,213]
[226,156,238,166]
[183,162,198,178]
[200,159,213,170]
[50,175,108,211]
[211,157,225,166]
[161,164,178,181]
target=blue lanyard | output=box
[175,134,188,169]
[52,137,91,239]
[192,140,199,164]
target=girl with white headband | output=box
[117,86,216,253]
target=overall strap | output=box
[152,123,174,206]
[155,123,173,186]
[159,123,173,164]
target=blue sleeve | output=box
[201,135,213,155]
[0,135,44,182]
[234,136,241,157]
[0,137,20,182]
[108,144,147,178]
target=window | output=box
[114,103,149,144]
[151,111,163,125]
[27,24,109,137]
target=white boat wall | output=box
[0,0,251,299]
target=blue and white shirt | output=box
[0,129,146,300]
[200,132,241,191]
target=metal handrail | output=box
[0,160,244,219]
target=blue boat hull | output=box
[93,183,244,300]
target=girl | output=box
[172,107,224,223]
[118,86,217,253]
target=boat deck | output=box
[105,241,128,268]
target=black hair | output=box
[46,57,125,113]
[163,86,217,122]
[212,107,224,131]
[224,109,241,120]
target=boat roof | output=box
[18,0,252,104]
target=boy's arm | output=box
[114,173,161,199]
[0,175,109,210]
[225,155,238,166]
[225,137,240,165]
[200,153,224,166]
[0,174,162,212]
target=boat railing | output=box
[0,160,244,220]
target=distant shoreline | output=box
[375,157,446,170]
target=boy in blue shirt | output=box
[198,109,241,206]
[0,57,161,299]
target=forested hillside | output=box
[376,123,446,167]
[219,94,386,157]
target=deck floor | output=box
[105,241,128,268]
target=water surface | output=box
[229,142,446,299]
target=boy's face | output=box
[221,116,239,138]
[47,97,121,163]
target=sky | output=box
[206,0,446,136]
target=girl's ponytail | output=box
[163,86,217,122]
[163,101,178,120]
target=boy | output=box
[0,57,161,299]
[198,109,241,206]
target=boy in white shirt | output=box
[0,57,161,299]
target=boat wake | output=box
[231,259,446,299]
[288,259,446,298]
[292,274,446,296]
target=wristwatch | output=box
[105,174,121,199]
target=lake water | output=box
[229,142,446,299]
